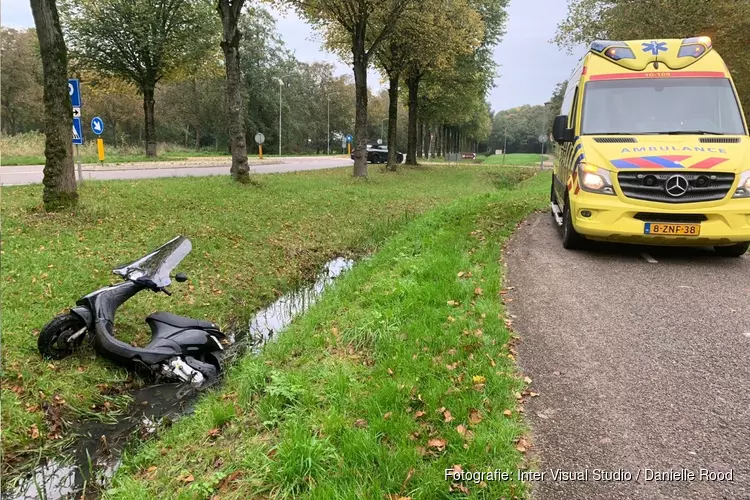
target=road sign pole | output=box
[259,144,263,159]
[76,145,83,184]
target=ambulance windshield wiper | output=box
[661,130,724,135]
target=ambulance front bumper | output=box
[570,190,750,246]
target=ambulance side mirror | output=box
[553,115,574,144]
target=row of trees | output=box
[27,0,506,209]
[554,0,750,123]
[2,19,379,154]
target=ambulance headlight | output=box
[733,170,750,198]
[578,163,615,195]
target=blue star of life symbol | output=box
[642,41,667,55]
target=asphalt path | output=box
[0,156,353,186]
[504,212,750,499]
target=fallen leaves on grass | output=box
[515,437,530,453]
[354,419,368,428]
[383,412,393,420]
[427,438,447,452]
[414,410,426,419]
[447,300,459,307]
[503,409,513,417]
[474,287,483,296]
[29,424,40,439]
[468,409,483,425]
[179,473,195,483]
[449,483,471,495]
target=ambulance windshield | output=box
[581,78,746,135]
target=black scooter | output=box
[37,236,227,386]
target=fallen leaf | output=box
[530,392,539,397]
[446,362,459,371]
[474,287,483,296]
[408,431,420,440]
[146,466,157,473]
[207,428,221,437]
[457,271,465,278]
[443,410,454,423]
[447,300,459,307]
[468,409,483,425]
[503,409,512,417]
[471,375,486,384]
[414,410,426,419]
[427,438,446,452]
[354,419,368,428]
[383,412,393,420]
[449,483,471,495]
[516,437,530,453]
[30,424,40,439]
[524,376,533,384]
[447,316,456,322]
[179,473,195,483]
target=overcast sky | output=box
[2,0,586,112]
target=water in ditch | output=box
[4,257,354,499]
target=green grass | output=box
[482,153,548,166]
[0,164,537,477]
[108,172,549,499]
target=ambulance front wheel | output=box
[714,242,750,258]
[562,198,587,250]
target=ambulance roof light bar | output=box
[590,40,635,61]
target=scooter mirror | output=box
[175,272,188,283]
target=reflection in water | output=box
[245,257,354,352]
[5,258,353,500]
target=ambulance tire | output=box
[714,242,750,258]
[562,196,586,250]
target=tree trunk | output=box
[30,0,77,210]
[143,83,157,157]
[352,31,369,178]
[218,0,250,182]
[386,71,399,172]
[406,74,419,165]
[195,125,201,150]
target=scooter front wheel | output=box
[38,313,87,360]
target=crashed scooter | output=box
[37,236,227,386]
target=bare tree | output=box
[30,0,78,210]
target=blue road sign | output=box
[91,116,104,135]
[68,78,81,107]
[72,117,84,145]
[346,134,353,143]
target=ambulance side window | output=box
[569,87,580,133]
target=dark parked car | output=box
[351,144,405,164]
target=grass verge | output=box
[482,154,548,166]
[1,164,535,476]
[108,173,549,499]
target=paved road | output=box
[0,156,353,186]
[504,212,750,499]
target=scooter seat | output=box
[146,311,216,330]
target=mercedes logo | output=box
[665,174,689,197]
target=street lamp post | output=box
[327,92,339,155]
[276,74,294,156]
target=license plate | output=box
[644,223,701,236]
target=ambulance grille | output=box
[699,137,741,143]
[617,172,735,203]
[594,137,637,143]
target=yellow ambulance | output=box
[551,37,750,256]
